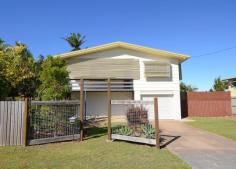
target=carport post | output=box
[154,97,160,149]
[80,79,84,141]
[107,78,111,140]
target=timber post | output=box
[23,97,29,146]
[80,79,84,141]
[154,97,160,149]
[107,78,111,140]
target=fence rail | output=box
[111,100,154,105]
[31,100,80,105]
[0,101,25,146]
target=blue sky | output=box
[1,0,236,90]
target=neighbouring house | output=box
[57,42,189,120]
[223,76,236,97]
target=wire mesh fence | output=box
[28,100,80,145]
[110,99,159,146]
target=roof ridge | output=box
[55,41,190,62]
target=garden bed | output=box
[111,134,156,145]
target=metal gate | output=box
[28,100,80,145]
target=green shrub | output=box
[113,126,133,136]
[141,124,155,139]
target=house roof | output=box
[223,76,236,81]
[56,41,190,62]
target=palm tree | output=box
[64,33,85,51]
[213,77,228,91]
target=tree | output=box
[180,82,198,92]
[0,38,72,100]
[212,77,228,91]
[64,33,85,51]
[39,56,70,100]
[0,41,37,97]
[0,59,11,99]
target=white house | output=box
[57,42,189,120]
[223,76,236,97]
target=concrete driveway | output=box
[160,120,236,169]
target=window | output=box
[144,61,171,78]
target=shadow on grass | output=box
[84,127,107,140]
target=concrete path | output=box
[160,120,236,169]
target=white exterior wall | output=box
[71,91,133,117]
[227,86,236,97]
[67,48,182,119]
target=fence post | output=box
[107,78,111,140]
[23,98,29,146]
[154,97,160,149]
[80,79,84,141]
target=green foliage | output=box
[180,82,198,92]
[0,39,11,99]
[0,67,10,99]
[64,33,85,51]
[0,38,71,100]
[0,40,37,97]
[30,105,79,138]
[39,56,70,100]
[141,124,155,139]
[113,125,133,136]
[212,76,228,91]
[0,38,8,51]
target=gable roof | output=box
[56,41,190,62]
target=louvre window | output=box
[144,61,171,77]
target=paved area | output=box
[160,120,236,169]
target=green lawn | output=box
[0,127,190,169]
[186,117,236,141]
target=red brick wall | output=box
[183,92,232,117]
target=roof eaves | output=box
[55,41,190,62]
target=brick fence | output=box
[181,91,232,117]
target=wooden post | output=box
[154,97,160,149]
[80,79,84,141]
[107,78,111,140]
[23,98,29,146]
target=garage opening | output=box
[141,95,174,120]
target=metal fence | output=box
[0,101,25,146]
[109,99,160,147]
[28,100,80,145]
